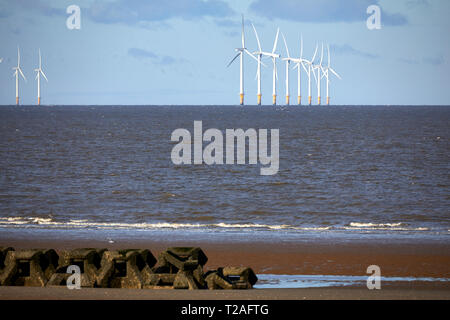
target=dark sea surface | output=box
[0,105,449,243]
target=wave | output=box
[346,222,429,231]
[0,217,324,231]
[0,217,433,233]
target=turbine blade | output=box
[241,15,245,48]
[257,55,268,68]
[41,70,48,82]
[17,47,20,67]
[39,48,42,69]
[281,32,290,58]
[244,49,259,63]
[252,23,262,52]
[300,34,303,59]
[312,67,317,83]
[320,43,324,66]
[227,53,240,67]
[311,44,318,63]
[19,68,26,81]
[327,44,330,68]
[272,27,279,54]
[330,68,341,80]
[301,62,308,73]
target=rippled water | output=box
[254,274,450,288]
[0,105,449,240]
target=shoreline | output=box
[1,236,449,279]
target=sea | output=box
[0,105,449,244]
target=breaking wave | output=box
[0,216,434,234]
[345,222,429,231]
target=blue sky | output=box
[0,0,449,105]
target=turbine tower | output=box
[12,47,26,106]
[322,44,341,105]
[34,49,48,106]
[281,32,295,105]
[227,15,258,106]
[312,43,324,105]
[291,35,310,105]
[252,25,280,105]
[302,44,318,106]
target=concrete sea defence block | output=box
[0,247,14,270]
[205,267,258,290]
[1,247,257,290]
[153,247,208,272]
[97,249,157,289]
[47,248,105,287]
[0,249,59,287]
[150,247,207,289]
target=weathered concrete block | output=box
[97,249,156,289]
[205,267,257,290]
[0,247,14,270]
[173,269,205,290]
[222,266,258,287]
[154,247,208,273]
[0,249,58,287]
[0,247,15,286]
[47,248,105,287]
[151,247,207,289]
[144,273,177,288]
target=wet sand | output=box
[1,237,449,300]
[1,284,449,300]
[1,237,449,278]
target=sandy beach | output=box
[1,237,449,278]
[1,284,449,300]
[1,236,449,300]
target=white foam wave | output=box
[0,216,332,232]
[292,226,331,231]
[0,217,431,233]
[346,222,429,231]
[349,222,403,228]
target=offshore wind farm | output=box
[3,16,341,108]
[227,16,341,106]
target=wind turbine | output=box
[281,32,295,105]
[291,35,310,105]
[34,49,48,106]
[0,58,3,63]
[322,44,341,105]
[12,47,26,106]
[252,24,280,105]
[312,43,324,105]
[227,15,259,106]
[301,44,318,106]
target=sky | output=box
[0,0,449,105]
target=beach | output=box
[1,237,450,278]
[1,236,449,300]
[1,285,450,300]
